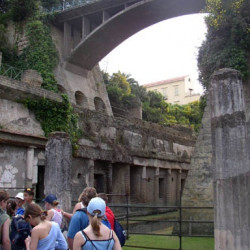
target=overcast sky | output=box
[99,13,207,94]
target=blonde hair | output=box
[91,210,102,236]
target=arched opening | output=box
[57,84,67,94]
[75,90,87,107]
[94,97,106,113]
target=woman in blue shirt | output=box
[24,203,67,250]
[73,197,121,250]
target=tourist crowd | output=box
[0,187,122,250]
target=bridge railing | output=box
[0,63,23,80]
[42,0,101,14]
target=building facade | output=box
[143,76,200,105]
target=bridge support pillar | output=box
[82,16,90,39]
[64,22,71,58]
[102,11,110,22]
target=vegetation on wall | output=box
[198,0,250,89]
[16,20,59,92]
[104,71,205,132]
[0,0,81,144]
[22,95,81,146]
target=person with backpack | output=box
[10,214,32,250]
[24,203,67,250]
[0,189,11,250]
[67,187,97,250]
[73,197,121,250]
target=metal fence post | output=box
[179,191,182,250]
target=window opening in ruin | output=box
[36,165,45,202]
[94,174,104,193]
[75,91,87,107]
[159,178,164,199]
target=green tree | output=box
[198,0,250,89]
[9,0,39,22]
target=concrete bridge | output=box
[55,0,206,70]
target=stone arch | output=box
[57,84,67,94]
[75,91,87,107]
[94,97,106,113]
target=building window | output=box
[174,86,179,96]
[162,88,168,99]
[159,178,164,199]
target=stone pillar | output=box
[176,170,182,205]
[26,146,36,187]
[86,159,94,187]
[64,22,71,58]
[107,163,113,195]
[209,68,250,250]
[124,164,130,196]
[0,52,2,67]
[82,16,90,39]
[45,132,72,212]
[166,169,172,205]
[154,167,159,202]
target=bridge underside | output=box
[55,0,206,70]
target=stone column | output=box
[45,132,72,212]
[176,169,182,205]
[209,68,250,250]
[154,167,159,202]
[107,162,113,195]
[0,52,2,67]
[86,159,94,187]
[64,22,71,58]
[26,146,36,187]
[166,169,172,205]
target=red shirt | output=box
[106,206,115,230]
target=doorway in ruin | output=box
[36,165,45,201]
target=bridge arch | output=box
[55,0,206,70]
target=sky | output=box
[99,13,207,94]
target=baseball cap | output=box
[87,197,106,217]
[15,192,24,200]
[43,194,57,204]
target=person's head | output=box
[0,190,9,210]
[24,188,34,204]
[87,197,106,236]
[97,193,108,204]
[44,194,59,210]
[15,192,25,208]
[81,187,97,207]
[24,203,47,226]
[6,199,17,217]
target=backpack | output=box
[10,216,32,248]
[114,219,126,247]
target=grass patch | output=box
[123,235,214,250]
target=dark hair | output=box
[0,190,9,202]
[24,204,47,221]
[97,193,108,204]
[82,187,96,206]
[24,188,34,197]
[6,199,17,217]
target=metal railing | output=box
[42,0,101,14]
[108,194,214,250]
[0,63,23,80]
